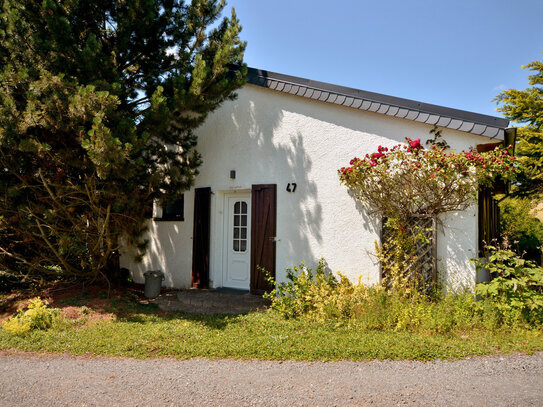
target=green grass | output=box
[1,301,541,361]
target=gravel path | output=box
[0,351,542,406]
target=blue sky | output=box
[226,0,543,119]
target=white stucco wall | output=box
[121,84,498,291]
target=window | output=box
[233,201,248,252]
[156,195,184,221]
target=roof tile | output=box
[448,119,463,129]
[344,97,355,107]
[405,111,419,121]
[396,108,409,118]
[361,100,372,110]
[458,122,475,132]
[471,124,487,135]
[351,99,362,109]
[386,106,399,116]
[335,95,346,105]
[482,127,500,138]
[377,104,390,114]
[426,115,440,125]
[437,117,452,127]
[415,113,430,123]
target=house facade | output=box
[120,68,512,293]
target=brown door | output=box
[250,184,277,294]
[192,187,211,288]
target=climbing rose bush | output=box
[338,138,518,221]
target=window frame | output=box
[154,195,185,222]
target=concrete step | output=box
[151,289,270,315]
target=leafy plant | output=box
[473,246,543,324]
[2,297,58,334]
[263,259,338,319]
[265,255,543,333]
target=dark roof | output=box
[247,67,509,139]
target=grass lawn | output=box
[1,289,542,361]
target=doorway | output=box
[222,193,251,289]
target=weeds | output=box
[265,253,543,333]
[2,297,58,334]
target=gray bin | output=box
[143,270,164,299]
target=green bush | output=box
[473,246,543,325]
[263,259,338,319]
[2,297,58,335]
[266,257,543,333]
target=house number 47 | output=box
[286,183,297,192]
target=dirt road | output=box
[0,351,542,406]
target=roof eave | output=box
[246,67,509,140]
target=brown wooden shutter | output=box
[478,187,500,257]
[192,187,211,288]
[250,184,277,294]
[476,142,506,256]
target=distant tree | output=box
[499,197,543,264]
[0,0,246,285]
[495,57,543,197]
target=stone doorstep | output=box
[150,289,270,314]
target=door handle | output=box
[269,237,280,242]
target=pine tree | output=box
[0,0,246,284]
[495,57,543,197]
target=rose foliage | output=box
[339,138,518,292]
[339,138,518,222]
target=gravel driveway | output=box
[0,351,542,406]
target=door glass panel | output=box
[233,200,248,252]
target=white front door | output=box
[223,193,251,289]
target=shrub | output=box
[263,259,338,319]
[473,246,543,325]
[2,297,58,334]
[266,260,461,331]
[266,257,543,332]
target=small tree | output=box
[0,0,246,284]
[339,138,517,291]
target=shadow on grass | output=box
[118,306,250,330]
[1,283,255,331]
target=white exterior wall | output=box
[121,84,498,291]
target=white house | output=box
[120,67,513,293]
